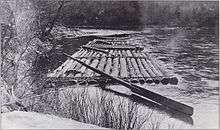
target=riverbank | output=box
[1,111,108,129]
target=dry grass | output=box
[58,87,153,129]
[27,86,171,129]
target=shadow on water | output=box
[102,87,194,125]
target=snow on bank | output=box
[1,111,107,129]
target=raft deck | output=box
[47,38,178,86]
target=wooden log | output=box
[87,59,99,77]
[121,50,127,57]
[82,45,109,55]
[65,49,88,77]
[104,58,112,75]
[72,50,90,74]
[95,54,107,77]
[85,54,100,77]
[75,51,95,77]
[78,80,87,85]
[135,52,160,84]
[88,79,98,85]
[141,53,165,84]
[119,57,128,78]
[90,45,142,51]
[126,50,133,57]
[109,50,114,56]
[140,58,157,78]
[142,53,175,85]
[132,51,154,83]
[131,57,143,78]
[130,58,145,84]
[111,57,120,77]
[118,50,122,57]
[56,49,85,77]
[113,50,118,57]
[136,58,153,84]
[126,58,138,83]
[53,49,85,77]
[64,53,193,116]
[83,52,99,77]
[87,53,101,76]
[95,40,112,45]
[141,53,163,77]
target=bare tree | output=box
[1,0,41,112]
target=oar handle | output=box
[130,83,193,116]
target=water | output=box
[141,27,219,95]
[132,27,219,129]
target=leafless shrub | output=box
[56,87,153,129]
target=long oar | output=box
[63,53,193,116]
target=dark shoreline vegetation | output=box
[1,0,219,129]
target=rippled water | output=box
[135,27,219,129]
[142,27,219,96]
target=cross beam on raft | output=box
[63,53,193,116]
[88,45,144,51]
[82,45,109,54]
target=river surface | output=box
[137,27,219,129]
[55,27,219,129]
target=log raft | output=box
[46,38,191,116]
[47,38,178,85]
[62,53,193,116]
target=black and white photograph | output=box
[0,0,219,129]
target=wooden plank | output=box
[64,54,193,116]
